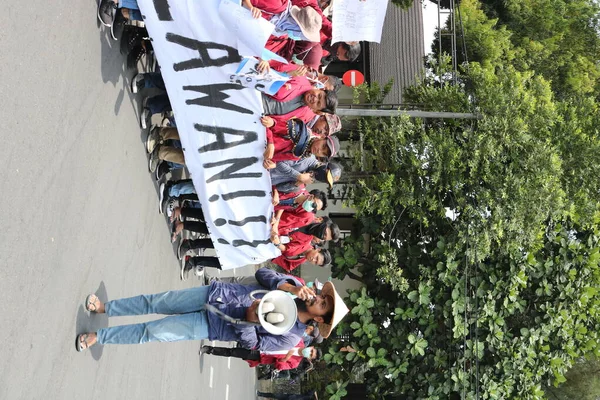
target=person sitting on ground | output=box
[274,161,342,193]
[273,188,327,215]
[146,126,186,173]
[271,218,339,271]
[261,74,338,126]
[308,113,341,137]
[75,268,349,353]
[262,119,340,168]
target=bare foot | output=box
[171,221,183,243]
[170,207,181,223]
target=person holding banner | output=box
[261,75,338,124]
[262,119,340,166]
[75,268,349,353]
[270,158,342,187]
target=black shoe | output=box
[131,73,145,94]
[97,0,117,27]
[177,239,191,260]
[110,9,128,40]
[159,183,171,214]
[155,160,171,181]
[180,256,193,281]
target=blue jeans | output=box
[168,180,196,198]
[119,0,143,20]
[147,94,172,115]
[143,72,166,91]
[97,286,210,345]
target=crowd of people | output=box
[97,0,361,282]
[79,0,361,396]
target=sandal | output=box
[169,207,181,224]
[75,333,93,352]
[171,221,182,243]
[85,294,102,313]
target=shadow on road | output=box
[75,281,109,360]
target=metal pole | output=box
[336,108,480,119]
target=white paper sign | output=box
[137,0,281,269]
[332,0,389,43]
[230,57,290,96]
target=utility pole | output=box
[337,107,480,119]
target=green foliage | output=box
[322,8,600,397]
[544,355,600,400]
[437,0,600,98]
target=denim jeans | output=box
[168,180,196,198]
[97,286,210,345]
[147,94,172,115]
[143,72,166,91]
[118,0,143,20]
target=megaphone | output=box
[253,290,298,335]
[203,289,298,336]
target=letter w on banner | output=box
[137,0,280,269]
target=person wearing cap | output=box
[309,114,342,137]
[200,339,321,372]
[270,156,342,188]
[75,268,349,353]
[262,119,340,169]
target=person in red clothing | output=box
[200,340,321,372]
[262,118,340,168]
[271,217,338,271]
[261,75,338,126]
[273,188,327,214]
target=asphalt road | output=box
[0,2,257,399]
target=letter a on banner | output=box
[136,0,281,269]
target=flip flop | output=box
[75,333,91,352]
[85,294,100,312]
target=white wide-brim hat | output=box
[318,281,349,338]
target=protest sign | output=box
[136,0,281,269]
[332,0,389,43]
[230,57,290,96]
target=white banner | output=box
[332,0,389,43]
[137,0,280,269]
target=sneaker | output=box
[130,73,145,94]
[110,9,128,40]
[145,125,161,153]
[165,198,178,218]
[194,266,205,278]
[177,239,191,260]
[140,98,151,129]
[180,256,193,281]
[155,160,171,181]
[158,182,170,213]
[97,0,117,27]
[148,146,161,174]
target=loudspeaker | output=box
[256,290,298,335]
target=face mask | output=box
[302,331,309,338]
[302,348,313,358]
[302,199,316,212]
